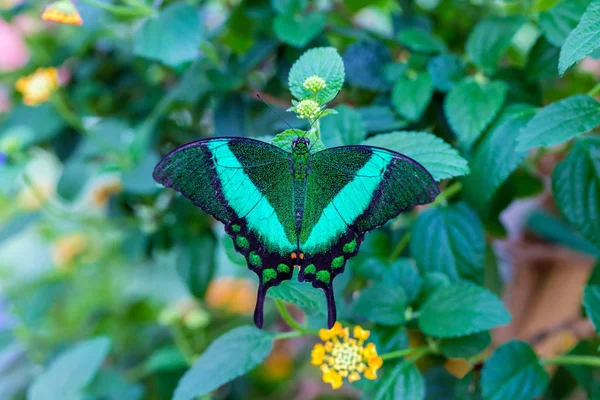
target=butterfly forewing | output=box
[153,137,298,327]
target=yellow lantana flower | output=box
[311,322,383,389]
[42,0,83,26]
[15,67,59,106]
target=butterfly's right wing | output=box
[153,137,297,327]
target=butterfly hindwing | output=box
[153,137,298,327]
[299,145,440,326]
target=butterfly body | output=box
[153,134,439,328]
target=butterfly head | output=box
[292,137,310,154]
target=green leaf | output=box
[320,105,367,147]
[134,3,203,67]
[525,37,560,82]
[517,95,600,150]
[462,105,537,216]
[175,235,216,298]
[288,47,345,104]
[481,341,549,400]
[439,331,491,358]
[466,16,526,73]
[268,278,327,315]
[427,54,467,92]
[538,0,591,47]
[373,362,425,400]
[273,12,325,49]
[271,0,306,14]
[28,337,111,400]
[559,0,600,74]
[122,151,160,194]
[272,129,325,152]
[419,282,511,338]
[357,106,408,133]
[526,210,600,257]
[397,29,447,54]
[362,131,469,181]
[391,72,433,121]
[552,137,600,248]
[353,283,406,326]
[173,326,273,400]
[445,80,507,150]
[57,158,94,201]
[377,259,423,303]
[144,346,187,374]
[583,285,600,333]
[410,203,486,283]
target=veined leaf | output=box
[173,326,273,400]
[288,47,345,104]
[362,131,469,181]
[517,95,600,151]
[552,136,600,248]
[419,282,511,338]
[134,3,203,66]
[397,29,446,54]
[466,16,526,73]
[481,341,549,400]
[320,105,367,147]
[410,202,486,283]
[353,283,406,326]
[273,12,325,49]
[559,0,600,74]
[427,54,467,92]
[462,105,537,215]
[445,79,507,150]
[391,72,433,121]
[538,0,590,47]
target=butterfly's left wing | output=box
[153,137,297,327]
[299,145,439,327]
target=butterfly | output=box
[153,133,440,328]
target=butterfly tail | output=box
[324,286,337,329]
[253,284,266,328]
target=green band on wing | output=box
[302,152,392,253]
[207,141,295,255]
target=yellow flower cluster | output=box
[311,322,383,389]
[15,67,59,106]
[295,99,320,120]
[303,75,326,93]
[42,0,83,26]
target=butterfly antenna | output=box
[309,90,341,129]
[256,94,301,136]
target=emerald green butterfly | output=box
[153,134,439,328]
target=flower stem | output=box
[542,355,600,367]
[274,330,306,340]
[274,299,318,335]
[381,346,430,361]
[588,82,600,97]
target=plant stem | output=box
[274,299,318,336]
[274,330,306,340]
[170,326,195,365]
[542,355,600,368]
[430,181,462,207]
[381,346,430,361]
[388,231,411,261]
[588,82,600,97]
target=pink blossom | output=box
[0,20,29,72]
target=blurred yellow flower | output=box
[42,0,83,26]
[52,233,88,267]
[15,67,58,106]
[311,322,383,389]
[205,277,256,315]
[158,298,210,329]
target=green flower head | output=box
[295,99,321,119]
[303,75,327,93]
